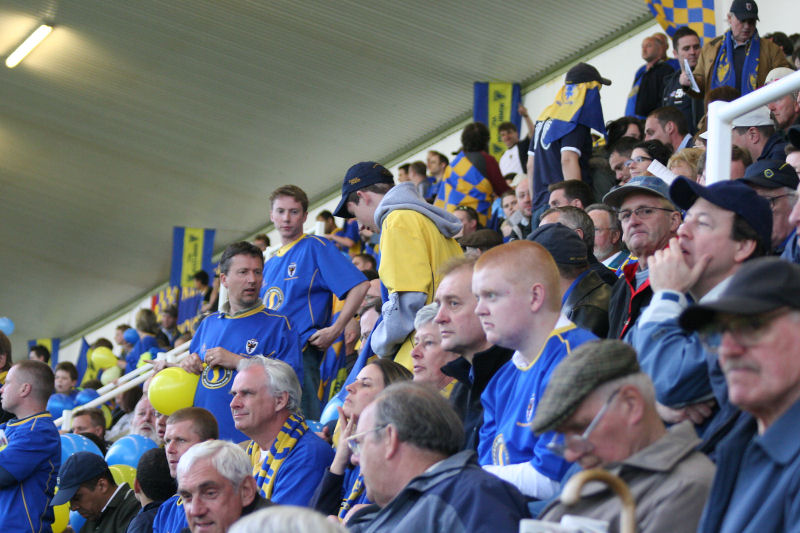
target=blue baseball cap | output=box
[332,162,394,218]
[602,176,672,209]
[51,452,109,506]
[669,177,772,249]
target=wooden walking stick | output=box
[560,468,636,533]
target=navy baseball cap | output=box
[332,162,394,218]
[729,0,759,20]
[669,177,772,249]
[602,176,672,209]
[680,257,800,330]
[740,159,799,190]
[51,452,109,506]
[527,223,588,265]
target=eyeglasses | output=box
[617,206,674,222]
[547,389,620,457]
[762,192,796,210]
[698,308,791,354]
[346,424,388,456]
[623,156,653,168]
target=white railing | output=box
[706,70,800,184]
[55,342,190,429]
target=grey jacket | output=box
[346,450,529,533]
[370,183,462,357]
[540,421,715,533]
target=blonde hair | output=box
[668,147,705,180]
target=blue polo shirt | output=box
[478,318,596,481]
[699,400,800,532]
[151,493,186,533]
[190,304,303,442]
[260,234,366,345]
[0,412,61,533]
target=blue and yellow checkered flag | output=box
[646,0,716,44]
[433,152,495,225]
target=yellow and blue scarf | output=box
[338,468,366,520]
[538,81,606,145]
[249,413,308,499]
[711,30,760,95]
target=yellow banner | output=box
[181,227,205,287]
[488,82,514,160]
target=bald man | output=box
[472,241,597,500]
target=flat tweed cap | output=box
[531,340,640,435]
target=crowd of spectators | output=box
[3,1,800,531]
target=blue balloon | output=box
[60,433,103,465]
[74,388,100,407]
[105,434,158,468]
[69,510,87,532]
[0,317,13,335]
[47,394,75,420]
[319,395,343,425]
[123,328,140,345]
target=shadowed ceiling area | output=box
[0,0,649,352]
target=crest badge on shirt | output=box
[246,339,258,354]
[526,392,536,422]
[287,263,297,277]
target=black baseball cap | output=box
[565,62,611,86]
[332,162,394,218]
[787,124,800,149]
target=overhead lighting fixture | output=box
[6,24,53,68]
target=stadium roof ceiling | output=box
[0,0,650,354]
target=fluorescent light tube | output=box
[6,24,53,68]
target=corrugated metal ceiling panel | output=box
[0,0,650,350]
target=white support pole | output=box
[95,342,189,395]
[706,70,800,184]
[56,343,191,429]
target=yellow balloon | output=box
[52,486,70,532]
[101,404,113,429]
[109,464,137,487]
[148,367,199,416]
[91,346,117,370]
[52,501,69,532]
[136,352,154,369]
[100,366,122,386]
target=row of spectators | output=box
[3,1,800,531]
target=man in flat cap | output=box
[533,340,714,533]
[679,258,800,532]
[457,228,503,257]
